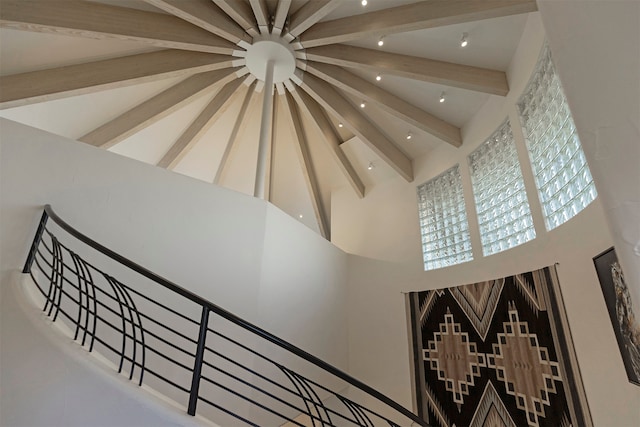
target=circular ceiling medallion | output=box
[244,34,297,83]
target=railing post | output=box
[188,306,210,416]
[22,207,50,273]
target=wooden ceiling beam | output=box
[159,77,245,169]
[0,0,236,54]
[248,0,269,33]
[280,92,330,239]
[271,0,292,35]
[300,0,538,48]
[211,0,258,37]
[144,0,251,46]
[288,0,342,38]
[0,50,234,110]
[288,87,366,198]
[303,62,462,147]
[214,81,256,185]
[306,45,509,96]
[297,72,413,182]
[79,68,240,149]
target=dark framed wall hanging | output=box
[593,247,640,386]
[406,265,592,427]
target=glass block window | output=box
[518,45,597,230]
[469,120,535,256]
[417,165,473,271]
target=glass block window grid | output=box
[417,165,473,271]
[518,45,597,230]
[469,120,535,256]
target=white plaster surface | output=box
[332,10,640,427]
[1,272,215,427]
[0,119,349,426]
[538,0,640,326]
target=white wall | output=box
[336,11,640,427]
[538,0,640,332]
[2,273,211,427]
[259,206,348,368]
[346,201,640,426]
[0,119,349,425]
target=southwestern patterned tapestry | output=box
[407,265,592,427]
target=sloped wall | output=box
[1,273,210,427]
[538,0,640,343]
[0,118,348,425]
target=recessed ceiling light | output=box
[439,92,446,103]
[361,0,367,6]
[298,214,303,219]
[460,32,468,48]
[377,37,384,47]
[360,101,366,108]
[406,132,412,140]
[376,74,382,81]
[367,162,374,170]
[338,122,343,128]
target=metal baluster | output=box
[280,367,315,424]
[114,278,146,384]
[188,306,209,416]
[48,236,65,321]
[70,251,87,341]
[346,399,374,427]
[338,396,367,426]
[109,277,139,381]
[21,205,431,427]
[22,209,49,274]
[104,274,128,374]
[81,262,99,352]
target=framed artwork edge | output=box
[592,246,640,387]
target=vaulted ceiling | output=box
[0,0,537,238]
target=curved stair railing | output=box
[22,205,429,427]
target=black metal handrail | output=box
[23,204,429,426]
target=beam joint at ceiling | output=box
[0,0,237,54]
[280,92,330,239]
[144,0,251,45]
[305,45,509,96]
[304,62,462,147]
[299,0,538,48]
[158,76,245,169]
[248,0,270,34]
[271,0,291,35]
[0,50,235,110]
[214,82,256,185]
[288,0,342,38]
[211,0,259,37]
[297,73,413,182]
[288,87,366,198]
[79,68,240,149]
